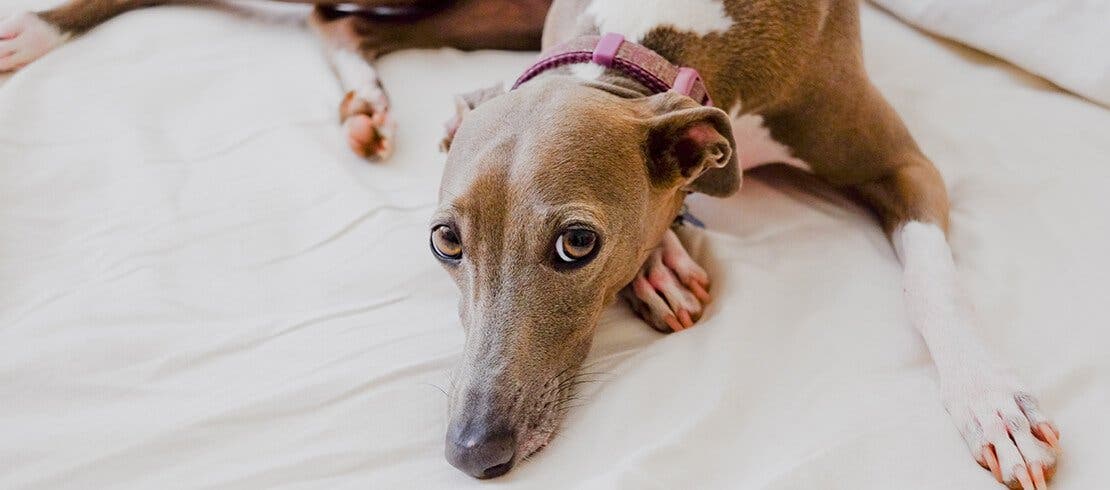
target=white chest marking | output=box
[729,110,812,172]
[585,0,734,42]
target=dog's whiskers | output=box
[421,382,450,398]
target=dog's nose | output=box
[445,420,516,479]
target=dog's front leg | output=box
[848,148,1062,489]
[895,219,1060,489]
[621,227,712,333]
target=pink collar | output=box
[512,33,713,106]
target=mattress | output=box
[1,2,1107,489]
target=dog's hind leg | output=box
[310,0,549,159]
[0,10,66,72]
[1,0,157,72]
[310,7,397,159]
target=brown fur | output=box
[38,0,550,57]
[39,0,163,32]
[545,0,949,232]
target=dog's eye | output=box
[431,225,462,260]
[555,228,598,264]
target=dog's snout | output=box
[445,418,516,479]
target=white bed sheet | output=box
[1,2,1107,489]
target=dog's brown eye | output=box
[431,225,462,260]
[555,228,597,263]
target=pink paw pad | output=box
[957,391,1060,489]
[339,89,394,160]
[0,12,67,72]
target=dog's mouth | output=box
[447,361,594,478]
[518,388,578,457]
[514,367,583,461]
[514,359,609,464]
[517,414,561,461]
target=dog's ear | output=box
[440,82,506,152]
[643,92,741,196]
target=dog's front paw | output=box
[0,12,67,72]
[622,228,711,332]
[945,382,1060,489]
[339,88,394,160]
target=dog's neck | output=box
[513,33,712,107]
[572,72,656,101]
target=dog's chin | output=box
[516,412,564,462]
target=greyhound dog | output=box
[2,0,1061,487]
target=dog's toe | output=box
[0,12,66,72]
[622,230,711,333]
[626,274,683,332]
[339,89,394,160]
[949,388,1059,489]
[659,227,710,301]
[345,113,391,158]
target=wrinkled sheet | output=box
[1,2,1107,489]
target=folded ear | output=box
[440,82,506,152]
[643,93,741,196]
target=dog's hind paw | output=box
[340,88,394,160]
[0,12,67,72]
[621,228,711,333]
[946,384,1060,489]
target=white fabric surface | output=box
[1,2,1108,489]
[871,0,1110,107]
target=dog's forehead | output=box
[444,163,610,236]
[441,79,649,215]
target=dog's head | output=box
[433,76,739,478]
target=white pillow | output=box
[871,0,1110,107]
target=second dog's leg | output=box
[0,11,66,72]
[310,8,395,159]
[1,0,206,72]
[309,0,549,159]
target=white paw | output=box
[944,380,1060,489]
[0,11,67,72]
[622,228,711,332]
[339,86,394,160]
